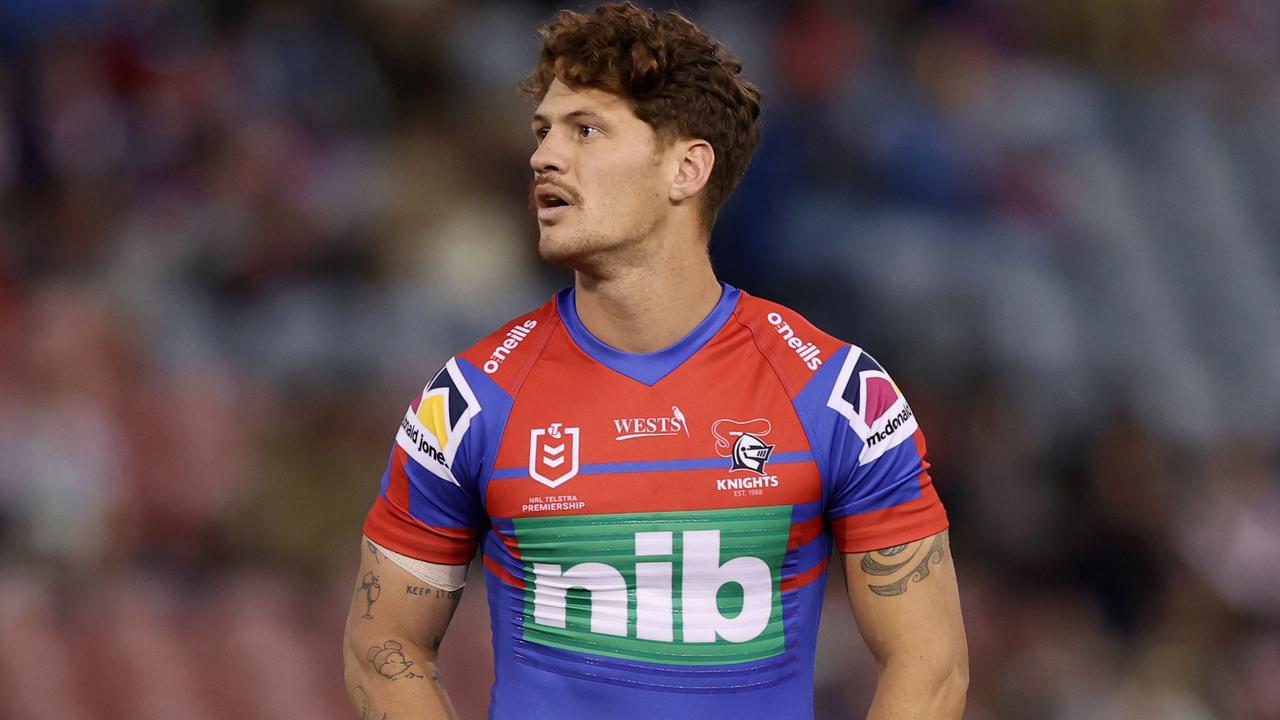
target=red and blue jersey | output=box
[363,283,947,719]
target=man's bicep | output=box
[345,534,466,656]
[842,529,965,667]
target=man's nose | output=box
[530,130,568,175]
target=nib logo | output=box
[513,505,793,667]
[529,423,580,488]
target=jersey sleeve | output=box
[817,346,948,552]
[363,357,488,565]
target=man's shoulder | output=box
[393,298,559,477]
[730,291,848,395]
[732,291,922,467]
[454,297,561,395]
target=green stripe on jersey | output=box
[513,505,792,665]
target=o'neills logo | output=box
[866,405,914,447]
[484,319,538,374]
[766,312,822,370]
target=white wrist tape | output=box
[367,538,470,591]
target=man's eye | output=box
[578,125,601,139]
[534,127,549,140]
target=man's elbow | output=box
[342,626,367,690]
[928,650,969,717]
[944,653,969,713]
[881,647,968,717]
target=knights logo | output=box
[731,433,774,474]
[712,418,775,475]
[529,422,581,489]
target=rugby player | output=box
[343,4,967,718]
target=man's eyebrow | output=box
[531,109,608,125]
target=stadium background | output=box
[2,0,1279,718]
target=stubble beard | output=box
[538,226,632,271]
[537,206,661,273]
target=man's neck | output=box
[572,244,723,355]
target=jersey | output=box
[362,282,948,720]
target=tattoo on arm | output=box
[406,585,463,600]
[367,640,424,680]
[352,685,369,719]
[359,571,382,619]
[351,683,392,720]
[861,532,947,597]
[367,539,383,563]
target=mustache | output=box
[528,176,583,211]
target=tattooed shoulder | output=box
[859,531,947,597]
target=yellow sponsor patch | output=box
[417,393,450,450]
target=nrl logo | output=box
[529,422,581,488]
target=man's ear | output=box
[669,140,715,203]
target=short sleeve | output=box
[820,347,948,552]
[363,357,488,564]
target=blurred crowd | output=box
[1,0,1279,718]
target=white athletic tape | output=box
[366,537,469,591]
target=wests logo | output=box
[613,405,689,441]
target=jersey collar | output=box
[555,282,741,386]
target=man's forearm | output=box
[865,658,967,720]
[344,633,458,720]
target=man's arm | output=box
[342,534,465,720]
[844,529,968,720]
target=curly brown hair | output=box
[521,2,762,227]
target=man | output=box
[342,4,967,719]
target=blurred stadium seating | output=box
[1,1,1278,718]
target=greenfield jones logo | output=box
[400,415,445,465]
[766,312,822,370]
[533,530,772,644]
[484,319,538,374]
[866,404,914,448]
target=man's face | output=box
[529,79,675,266]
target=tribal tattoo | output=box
[861,531,947,597]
